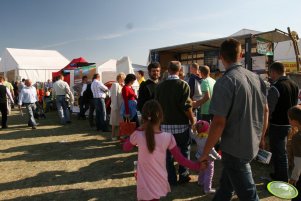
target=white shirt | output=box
[81,83,87,96]
[53,79,71,96]
[91,79,108,98]
[18,86,38,105]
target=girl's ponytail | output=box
[145,120,155,153]
[141,100,164,153]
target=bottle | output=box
[133,161,137,180]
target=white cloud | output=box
[37,11,228,49]
[38,39,80,49]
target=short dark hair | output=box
[199,65,210,76]
[288,105,301,124]
[269,62,285,75]
[168,61,181,73]
[148,62,161,72]
[124,74,136,85]
[220,38,241,63]
[92,73,99,80]
[137,70,144,77]
[82,75,88,80]
[22,78,26,82]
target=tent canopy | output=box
[61,57,95,71]
[0,48,69,82]
[0,48,69,71]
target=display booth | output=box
[149,28,296,77]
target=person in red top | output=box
[121,74,139,127]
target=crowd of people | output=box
[0,38,301,201]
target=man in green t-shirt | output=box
[193,65,215,122]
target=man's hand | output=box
[192,101,198,108]
[289,179,297,185]
[199,154,209,170]
[124,114,130,121]
[259,138,265,149]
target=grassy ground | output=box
[0,109,284,201]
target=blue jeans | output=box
[55,95,70,124]
[25,103,37,126]
[166,129,191,184]
[94,98,108,131]
[269,124,290,181]
[213,152,259,201]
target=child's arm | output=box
[123,138,135,152]
[170,146,200,171]
[289,156,301,185]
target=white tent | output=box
[97,56,141,82]
[0,48,69,83]
[96,56,140,91]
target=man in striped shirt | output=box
[91,73,109,132]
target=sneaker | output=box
[32,126,37,129]
[111,137,118,141]
[204,189,216,194]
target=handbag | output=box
[119,118,136,136]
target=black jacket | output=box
[269,76,299,125]
[137,79,157,112]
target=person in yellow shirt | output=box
[136,70,145,85]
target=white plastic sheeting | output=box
[0,48,69,82]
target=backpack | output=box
[82,83,93,103]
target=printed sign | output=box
[257,38,273,56]
[283,61,298,72]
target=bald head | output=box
[25,79,32,87]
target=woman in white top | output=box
[110,73,126,140]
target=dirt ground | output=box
[0,109,284,201]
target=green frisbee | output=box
[267,181,298,199]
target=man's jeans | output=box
[166,129,191,184]
[79,96,89,118]
[25,103,37,126]
[269,124,290,181]
[56,95,70,124]
[94,98,108,131]
[0,102,8,127]
[88,99,95,127]
[213,152,259,201]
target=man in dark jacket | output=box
[267,61,299,182]
[188,63,203,120]
[0,76,14,129]
[137,62,161,112]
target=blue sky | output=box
[0,0,300,65]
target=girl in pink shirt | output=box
[123,100,201,201]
